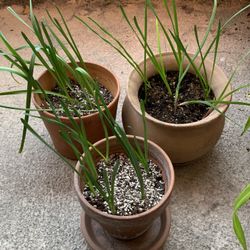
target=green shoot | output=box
[233,184,250,250]
[241,117,250,136]
[140,100,149,166]
[156,19,170,93]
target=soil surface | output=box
[83,153,165,216]
[46,80,113,117]
[139,71,214,124]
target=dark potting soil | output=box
[46,80,113,117]
[83,153,165,216]
[138,71,215,124]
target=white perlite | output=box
[83,153,166,216]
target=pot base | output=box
[80,208,171,250]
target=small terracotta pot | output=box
[122,53,232,164]
[33,63,120,160]
[74,135,175,240]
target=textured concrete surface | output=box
[0,0,249,249]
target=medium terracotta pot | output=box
[122,53,231,164]
[74,135,175,240]
[33,63,120,160]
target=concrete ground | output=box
[0,0,249,249]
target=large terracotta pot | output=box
[122,53,231,164]
[74,136,175,240]
[33,63,120,160]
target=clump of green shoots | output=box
[0,0,98,153]
[0,0,152,214]
[77,0,250,115]
[20,84,150,215]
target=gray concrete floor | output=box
[0,0,249,249]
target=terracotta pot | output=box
[122,53,231,164]
[74,135,175,240]
[33,63,120,160]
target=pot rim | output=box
[127,52,232,128]
[32,62,120,122]
[74,135,175,221]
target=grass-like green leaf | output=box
[7,6,32,31]
[19,53,36,153]
[233,184,250,250]
[241,117,250,136]
[140,100,148,165]
[110,160,120,214]
[233,214,247,250]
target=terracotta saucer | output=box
[80,208,171,250]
